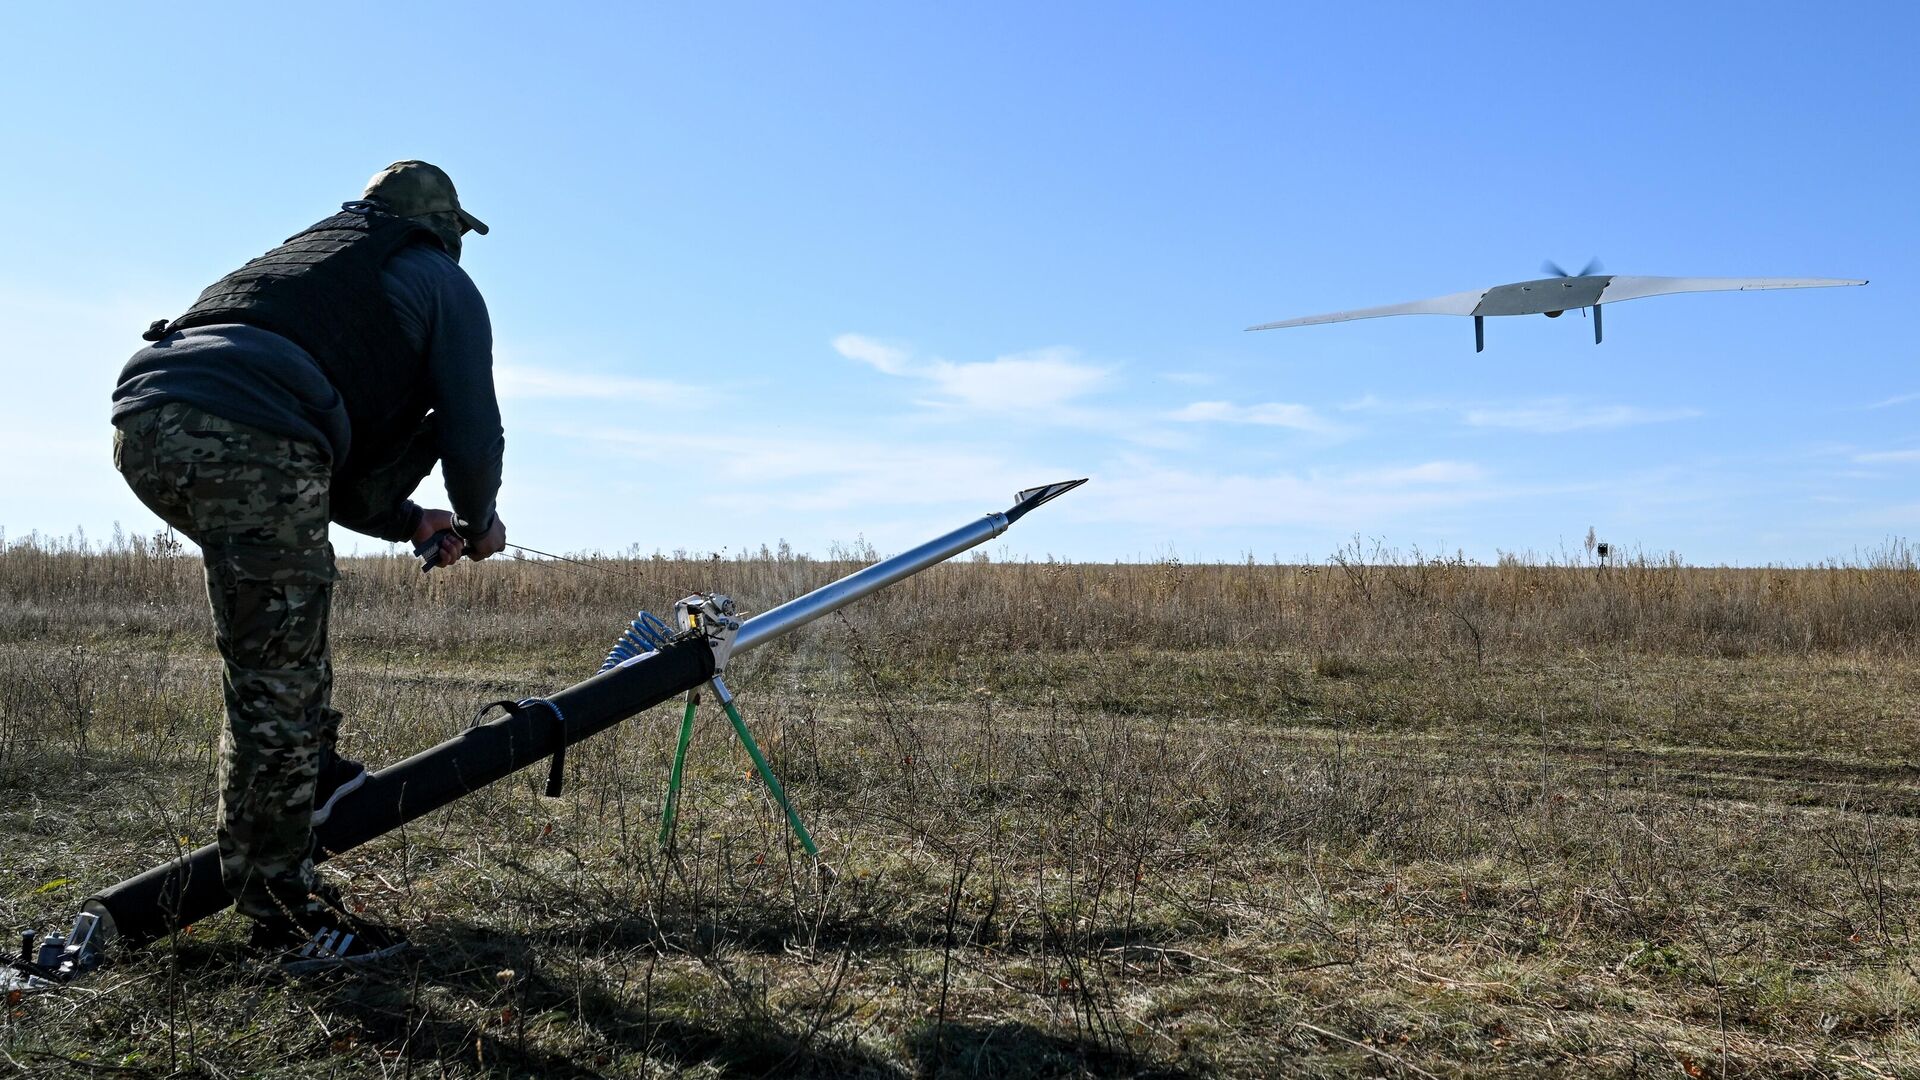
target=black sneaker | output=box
[312,753,369,826]
[249,903,409,973]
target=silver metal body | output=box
[731,511,1010,657]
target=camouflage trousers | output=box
[113,402,338,922]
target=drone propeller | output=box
[1543,257,1604,279]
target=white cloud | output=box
[1171,400,1335,432]
[924,349,1111,410]
[1853,449,1920,464]
[832,334,1112,412]
[1079,457,1499,530]
[1351,461,1485,485]
[1162,371,1217,386]
[570,425,1056,515]
[1868,393,1920,409]
[830,333,913,376]
[1464,401,1701,433]
[1339,394,1448,415]
[495,363,705,405]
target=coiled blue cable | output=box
[600,610,675,672]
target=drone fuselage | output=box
[1472,275,1611,317]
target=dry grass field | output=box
[3,530,1919,1077]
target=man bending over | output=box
[111,160,506,968]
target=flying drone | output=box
[1248,260,1866,351]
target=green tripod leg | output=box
[658,691,699,847]
[712,677,819,858]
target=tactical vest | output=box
[149,204,443,475]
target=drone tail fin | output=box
[1474,315,1484,353]
[1593,304,1603,345]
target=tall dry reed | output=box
[5,529,1916,662]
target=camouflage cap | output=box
[361,160,489,235]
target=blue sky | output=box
[2,3,1912,565]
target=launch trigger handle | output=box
[414,529,460,573]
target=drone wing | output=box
[1245,287,1488,331]
[1597,276,1867,305]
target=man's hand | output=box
[467,514,507,561]
[411,509,466,570]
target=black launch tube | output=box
[89,637,715,944]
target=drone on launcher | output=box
[1248,260,1866,352]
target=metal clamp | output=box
[674,594,741,672]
